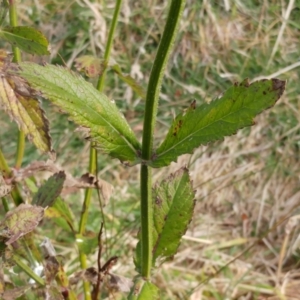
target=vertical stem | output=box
[0,0,24,207]
[140,0,186,279]
[0,144,22,206]
[8,0,25,169]
[2,197,9,212]
[77,1,122,299]
[96,0,122,91]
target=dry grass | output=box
[1,0,300,299]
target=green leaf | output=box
[0,26,50,55]
[135,168,195,271]
[128,278,159,300]
[0,51,53,156]
[17,63,142,165]
[150,78,286,167]
[32,171,66,207]
[152,167,195,265]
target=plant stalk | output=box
[0,0,24,207]
[78,1,122,299]
[140,0,186,279]
[0,143,22,206]
[9,0,25,169]
[13,255,45,286]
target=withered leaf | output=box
[0,203,44,245]
[1,286,30,300]
[0,184,12,198]
[40,237,56,258]
[106,273,133,293]
[44,256,59,284]
[0,173,13,198]
[74,55,104,78]
[12,160,113,202]
[0,50,53,157]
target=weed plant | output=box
[0,1,299,299]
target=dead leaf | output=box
[105,273,133,293]
[0,50,54,157]
[0,173,13,198]
[0,286,30,300]
[40,237,56,258]
[0,203,44,244]
[12,161,114,202]
[44,256,59,284]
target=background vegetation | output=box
[0,0,299,299]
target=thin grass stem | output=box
[8,0,24,169]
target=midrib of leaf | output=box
[155,87,266,158]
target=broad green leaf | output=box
[0,204,44,245]
[150,79,286,167]
[135,168,195,271]
[32,171,66,207]
[128,278,159,300]
[152,167,195,265]
[0,50,53,156]
[0,26,50,55]
[17,63,142,164]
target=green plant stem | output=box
[9,0,24,168]
[0,146,10,178]
[13,255,45,286]
[1,197,9,212]
[0,145,22,205]
[0,0,24,207]
[140,0,186,279]
[96,0,122,91]
[78,147,96,300]
[78,1,122,299]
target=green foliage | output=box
[151,167,195,265]
[135,167,195,270]
[0,26,50,55]
[0,0,289,299]
[17,63,142,165]
[128,278,160,300]
[32,171,66,207]
[151,79,286,167]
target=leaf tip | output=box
[271,78,286,99]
